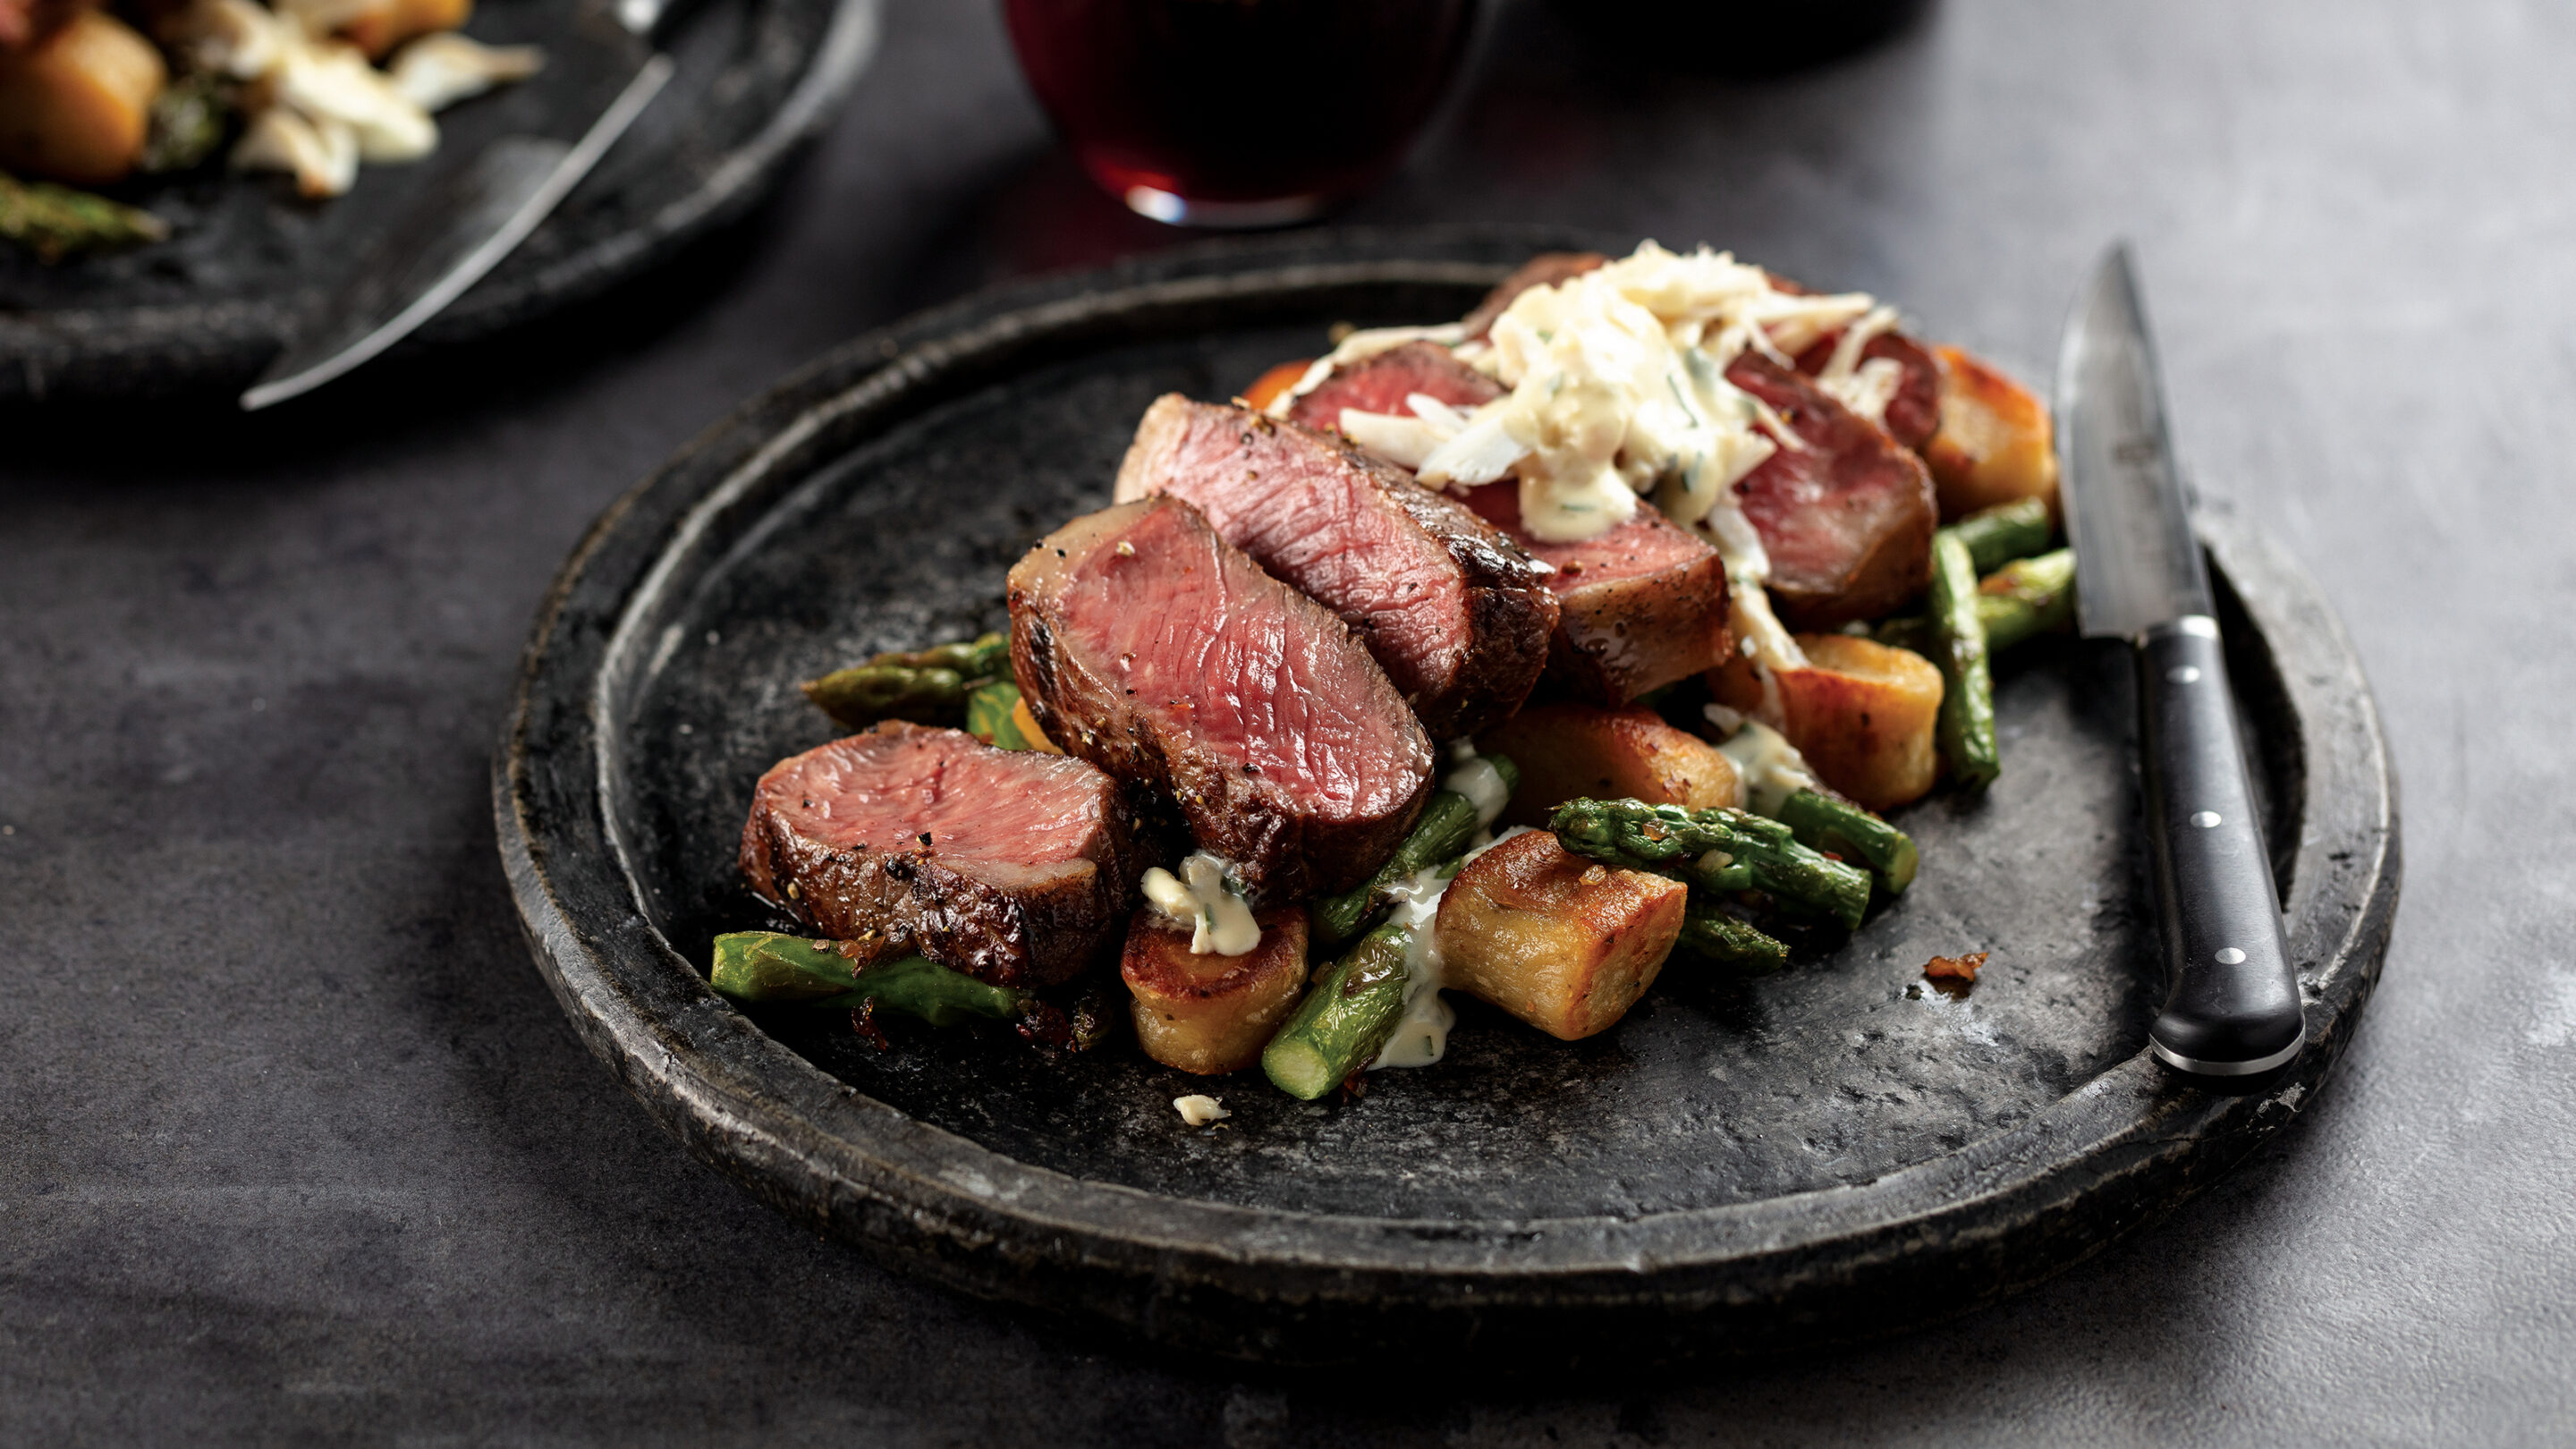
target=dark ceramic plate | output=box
[0,0,878,402]
[495,230,2400,1368]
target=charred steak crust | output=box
[1727,352,1938,629]
[1112,395,1557,739]
[1008,496,1435,903]
[1284,341,1502,431]
[738,723,1152,987]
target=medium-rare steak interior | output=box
[1284,341,1501,433]
[1008,495,1435,902]
[1112,395,1557,737]
[738,722,1154,987]
[1727,352,1938,628]
[1462,483,1733,705]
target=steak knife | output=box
[2055,243,2305,1078]
[237,2,689,411]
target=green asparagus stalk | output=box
[709,931,1028,1027]
[1928,530,2000,788]
[1947,497,2055,573]
[1874,547,2077,657]
[1775,789,1918,895]
[1976,547,2076,652]
[1677,904,1792,974]
[801,631,1011,731]
[0,171,167,263]
[1549,798,1872,931]
[1261,922,1413,1100]
[874,634,1012,677]
[965,680,1037,750]
[1310,754,1521,948]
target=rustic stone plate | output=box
[494,230,2400,1368]
[0,0,878,402]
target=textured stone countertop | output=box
[4,1,2569,1442]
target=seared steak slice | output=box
[1462,484,1733,705]
[1009,496,1435,902]
[738,723,1152,987]
[1462,250,1609,339]
[1284,342,1501,431]
[1113,395,1555,737]
[1792,326,1944,450]
[1726,352,1938,629]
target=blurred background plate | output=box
[0,0,879,403]
[495,230,2398,1367]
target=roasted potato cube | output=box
[1778,634,1944,811]
[1434,829,1685,1040]
[1123,906,1309,1075]
[0,9,166,186]
[1479,701,1741,828]
[1924,345,2059,521]
[1704,634,1944,811]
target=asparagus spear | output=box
[0,172,167,263]
[1677,904,1792,975]
[1775,789,1918,894]
[1310,754,1521,948]
[1549,798,1872,931]
[1976,547,2076,652]
[801,631,1011,730]
[709,931,1028,1027]
[1874,547,2077,656]
[1928,530,2000,788]
[1261,922,1413,1100]
[1947,497,2055,573]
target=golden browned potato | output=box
[1924,344,2059,521]
[0,8,165,186]
[1478,701,1741,829]
[1123,907,1309,1075]
[1770,634,1944,811]
[1433,829,1685,1041]
[309,0,471,59]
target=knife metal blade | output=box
[2055,242,2304,1079]
[2055,243,2212,640]
[238,35,674,411]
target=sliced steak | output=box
[1462,250,1609,339]
[1462,484,1733,705]
[1284,341,1501,432]
[1726,352,1938,629]
[1009,496,1435,902]
[738,722,1152,987]
[1792,327,1944,450]
[1112,395,1556,738]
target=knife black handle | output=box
[2136,616,2304,1076]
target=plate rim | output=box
[493,231,2402,1362]
[0,0,882,403]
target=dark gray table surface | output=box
[4,0,2569,1442]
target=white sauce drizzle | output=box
[1706,711,1820,815]
[1443,757,1512,829]
[1140,852,1260,956]
[1368,825,1536,1072]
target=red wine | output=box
[1004,0,1479,225]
